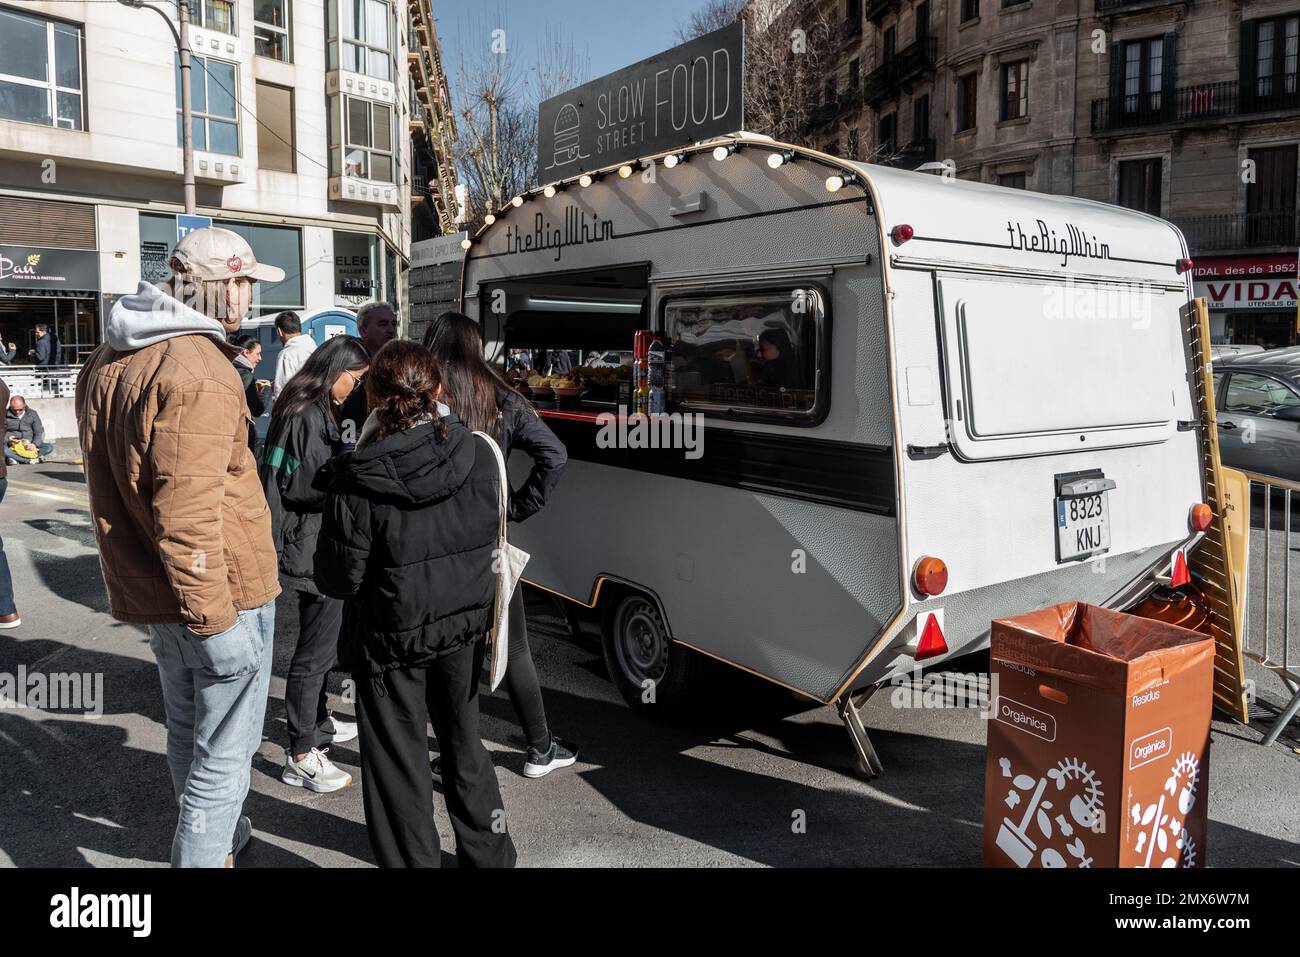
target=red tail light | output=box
[1176,257,1194,274]
[1190,503,1212,532]
[892,223,915,245]
[913,556,948,597]
[915,613,948,661]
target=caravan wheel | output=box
[602,594,696,711]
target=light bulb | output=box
[712,145,730,161]
[825,174,844,192]
[664,153,680,169]
[543,184,557,197]
[618,164,633,178]
[483,213,496,225]
[579,173,593,187]
[767,152,785,169]
[511,195,524,207]
[459,238,471,250]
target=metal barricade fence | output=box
[0,365,79,400]
[1238,469,1300,746]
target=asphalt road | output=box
[1,452,1297,867]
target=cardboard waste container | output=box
[983,601,1214,868]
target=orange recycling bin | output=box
[983,602,1214,868]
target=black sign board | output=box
[537,22,744,178]
[0,244,99,293]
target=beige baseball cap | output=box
[170,226,285,283]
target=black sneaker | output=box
[523,736,579,778]
[430,755,442,785]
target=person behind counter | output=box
[423,311,578,781]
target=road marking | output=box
[4,479,89,507]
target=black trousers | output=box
[503,586,550,752]
[355,640,517,868]
[286,589,342,755]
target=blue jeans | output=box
[4,442,53,464]
[148,600,275,868]
[0,478,13,617]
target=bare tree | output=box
[675,0,838,147]
[452,10,589,231]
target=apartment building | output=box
[778,0,1300,347]
[407,0,459,241]
[0,0,438,364]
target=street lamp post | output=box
[118,0,195,214]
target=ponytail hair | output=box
[366,339,447,440]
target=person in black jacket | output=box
[423,311,575,779]
[261,335,370,794]
[314,340,516,868]
[232,335,270,451]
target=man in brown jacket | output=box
[76,227,283,867]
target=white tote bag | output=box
[474,431,529,691]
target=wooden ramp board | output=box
[1180,298,1251,723]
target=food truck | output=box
[458,135,1211,775]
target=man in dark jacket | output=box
[30,324,56,365]
[5,395,53,464]
[314,399,515,868]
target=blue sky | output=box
[437,0,714,107]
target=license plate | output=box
[1056,492,1111,562]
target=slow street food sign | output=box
[537,22,744,179]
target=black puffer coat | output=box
[259,401,342,595]
[312,416,500,674]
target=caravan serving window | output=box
[663,288,826,424]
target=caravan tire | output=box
[602,594,697,712]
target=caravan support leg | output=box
[837,686,884,779]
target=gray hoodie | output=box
[106,281,229,352]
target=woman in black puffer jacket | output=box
[260,334,369,794]
[313,340,516,869]
[423,312,574,781]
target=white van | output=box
[458,137,1208,774]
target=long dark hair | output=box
[272,334,369,420]
[422,311,518,434]
[367,339,447,440]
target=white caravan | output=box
[458,136,1208,774]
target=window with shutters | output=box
[878,112,897,155]
[1110,35,1175,126]
[1246,145,1297,246]
[960,0,978,22]
[913,93,930,140]
[956,72,977,132]
[883,26,896,62]
[915,2,929,40]
[1001,61,1028,120]
[1250,15,1300,110]
[1117,158,1161,215]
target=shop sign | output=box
[0,244,99,292]
[1193,254,1300,310]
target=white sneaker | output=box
[281,747,352,793]
[321,714,358,744]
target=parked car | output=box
[1212,347,1300,482]
[1209,343,1265,360]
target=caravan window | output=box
[663,288,825,422]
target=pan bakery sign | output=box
[537,22,744,177]
[0,244,99,291]
[1005,219,1112,268]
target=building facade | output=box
[407,0,460,242]
[0,0,440,364]
[777,0,1300,346]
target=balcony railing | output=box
[1174,211,1300,251]
[864,0,897,23]
[1095,0,1188,11]
[1092,79,1300,133]
[864,37,938,104]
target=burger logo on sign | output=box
[226,256,242,273]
